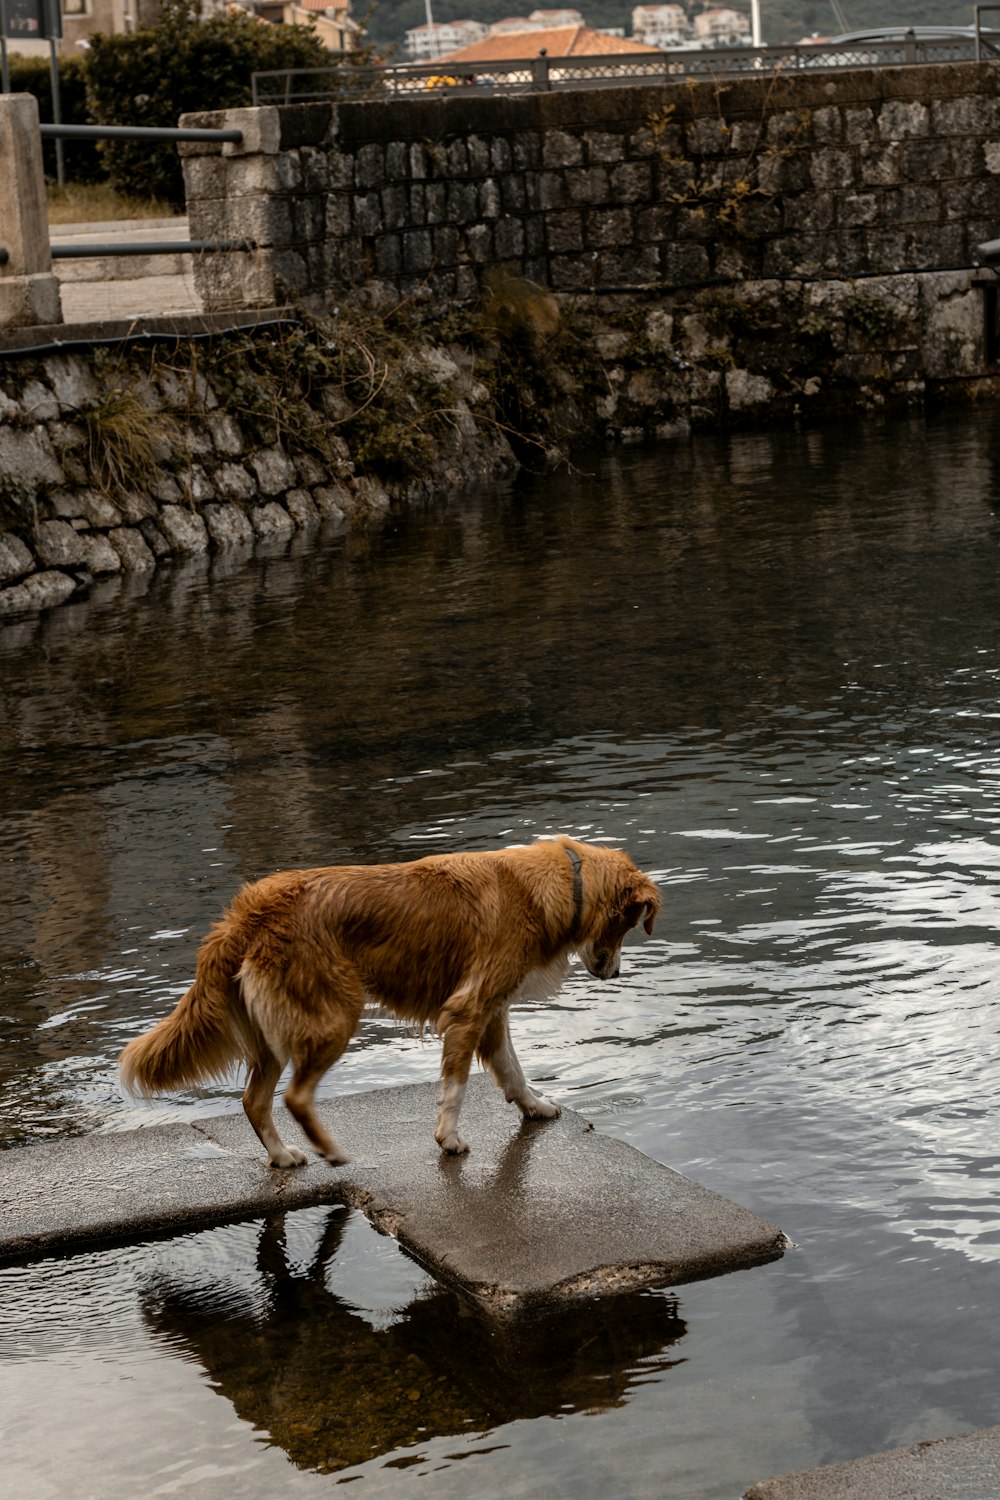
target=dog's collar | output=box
[563,845,584,942]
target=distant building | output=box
[404,17,489,58]
[692,6,751,45]
[631,3,688,47]
[527,7,584,23]
[435,22,662,61]
[281,0,360,51]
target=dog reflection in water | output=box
[141,1207,686,1475]
[120,835,659,1166]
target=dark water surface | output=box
[3,411,1000,1497]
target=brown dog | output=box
[120,835,659,1168]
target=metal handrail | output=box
[39,123,244,143]
[50,240,257,258]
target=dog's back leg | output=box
[243,1050,309,1169]
[476,1012,561,1122]
[283,992,363,1165]
[435,990,495,1155]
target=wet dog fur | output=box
[119,834,660,1168]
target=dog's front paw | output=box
[269,1146,309,1169]
[320,1146,351,1167]
[522,1093,560,1120]
[436,1132,470,1155]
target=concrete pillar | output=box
[180,105,311,312]
[0,94,63,329]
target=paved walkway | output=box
[49,215,203,322]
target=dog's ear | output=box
[631,876,660,935]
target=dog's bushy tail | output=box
[120,918,247,1097]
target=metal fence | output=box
[251,31,1000,106]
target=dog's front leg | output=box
[478,1011,561,1121]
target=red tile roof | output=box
[439,24,660,59]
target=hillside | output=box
[365,0,977,52]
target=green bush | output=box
[83,0,331,206]
[8,53,102,183]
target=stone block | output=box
[490,138,513,173]
[34,519,88,568]
[158,505,210,554]
[42,357,99,412]
[811,105,843,145]
[844,106,876,144]
[542,129,584,169]
[877,99,930,141]
[500,175,527,214]
[381,183,408,230]
[19,380,59,422]
[478,179,502,218]
[0,570,75,616]
[463,223,493,263]
[0,273,63,329]
[0,533,34,583]
[107,527,155,571]
[932,94,1000,137]
[467,135,490,176]
[203,502,254,547]
[809,148,855,190]
[566,166,610,205]
[447,138,470,176]
[609,159,653,201]
[312,484,350,522]
[584,130,626,164]
[250,447,297,495]
[216,106,281,157]
[402,228,433,274]
[494,216,525,259]
[386,140,409,181]
[858,142,901,186]
[79,532,122,575]
[284,488,320,527]
[587,206,633,248]
[546,211,584,253]
[375,234,402,277]
[250,500,294,538]
[885,184,942,225]
[446,180,478,220]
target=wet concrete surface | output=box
[744,1424,1000,1499]
[0,1077,786,1316]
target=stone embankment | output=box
[0,322,515,617]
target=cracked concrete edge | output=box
[742,1424,1000,1499]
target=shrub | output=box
[83,0,332,206]
[7,53,102,183]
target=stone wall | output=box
[0,337,512,616]
[180,64,1000,309]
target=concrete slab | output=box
[0,1077,786,1316]
[744,1425,1000,1499]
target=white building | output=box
[692,6,751,45]
[404,18,490,58]
[631,3,688,47]
[527,8,585,23]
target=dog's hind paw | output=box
[269,1146,309,1169]
[437,1132,470,1155]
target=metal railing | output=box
[38,122,255,264]
[252,32,1000,104]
